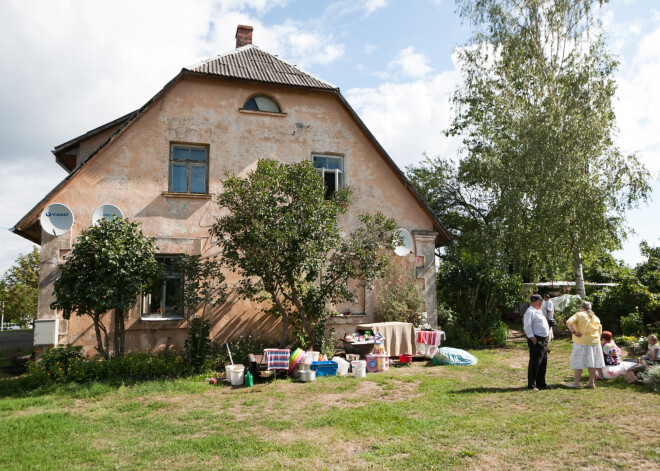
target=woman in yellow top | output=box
[565,301,605,389]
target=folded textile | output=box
[416,330,445,346]
[264,349,291,370]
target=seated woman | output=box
[596,331,629,379]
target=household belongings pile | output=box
[342,331,376,356]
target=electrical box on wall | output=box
[34,319,59,346]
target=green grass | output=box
[0,338,658,470]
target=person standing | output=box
[541,294,555,343]
[566,301,605,389]
[523,294,552,391]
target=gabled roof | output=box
[186,45,337,91]
[12,43,451,247]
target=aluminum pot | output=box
[299,369,316,382]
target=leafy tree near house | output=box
[410,0,650,292]
[210,159,396,349]
[0,247,39,326]
[51,218,159,359]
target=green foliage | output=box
[36,345,83,379]
[620,312,645,337]
[642,365,660,393]
[184,318,211,373]
[172,255,226,318]
[636,239,660,294]
[0,247,39,325]
[583,252,630,283]
[375,263,425,325]
[436,301,455,329]
[590,273,658,334]
[51,218,159,359]
[438,249,522,347]
[28,350,186,384]
[430,0,651,283]
[209,336,269,370]
[211,159,396,349]
[613,335,637,348]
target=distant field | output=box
[0,337,658,470]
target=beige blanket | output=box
[357,322,416,356]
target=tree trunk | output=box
[573,244,586,298]
[92,314,109,360]
[116,308,125,357]
[272,295,289,348]
[112,310,120,358]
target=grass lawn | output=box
[0,336,658,470]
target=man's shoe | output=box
[539,385,553,390]
[528,386,539,391]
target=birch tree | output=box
[444,0,650,291]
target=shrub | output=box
[29,349,187,384]
[613,335,637,347]
[185,318,211,373]
[590,273,657,334]
[438,250,522,347]
[620,312,645,336]
[209,336,269,371]
[30,345,83,382]
[375,263,425,325]
[642,365,660,393]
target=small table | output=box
[415,329,445,357]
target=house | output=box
[12,26,450,355]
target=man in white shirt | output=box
[523,294,552,391]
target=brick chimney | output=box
[235,25,253,48]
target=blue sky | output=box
[1,0,659,276]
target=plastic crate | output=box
[310,361,338,377]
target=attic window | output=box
[243,95,281,113]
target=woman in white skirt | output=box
[565,301,605,389]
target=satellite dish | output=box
[40,203,74,236]
[394,228,413,256]
[92,204,123,225]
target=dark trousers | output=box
[527,336,548,388]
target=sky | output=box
[1,0,659,276]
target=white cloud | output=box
[388,47,433,79]
[260,21,345,68]
[361,0,388,15]
[0,0,347,275]
[614,25,660,174]
[345,67,461,170]
[364,44,378,54]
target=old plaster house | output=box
[12,26,450,355]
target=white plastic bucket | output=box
[226,365,245,386]
[304,351,319,365]
[351,360,366,378]
[332,356,350,375]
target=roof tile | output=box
[186,46,337,90]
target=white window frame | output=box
[312,155,345,196]
[141,256,184,321]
